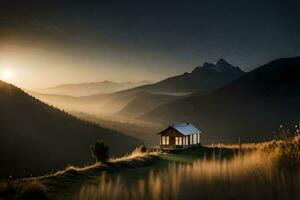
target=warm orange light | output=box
[2,69,14,82]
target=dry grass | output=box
[0,147,159,199]
[110,145,160,163]
[1,135,299,200]
[19,145,157,182]
[0,180,49,200]
[76,136,300,200]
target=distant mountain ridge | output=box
[0,81,141,178]
[134,58,245,94]
[36,80,150,96]
[197,58,244,76]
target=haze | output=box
[1,0,300,88]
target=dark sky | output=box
[1,0,300,87]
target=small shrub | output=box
[131,144,147,155]
[90,139,109,163]
[138,144,147,153]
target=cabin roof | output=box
[171,123,202,136]
[157,123,202,136]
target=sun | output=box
[2,69,14,82]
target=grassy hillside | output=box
[0,81,141,179]
[1,134,299,200]
[141,56,300,143]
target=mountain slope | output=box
[35,80,150,96]
[116,92,181,118]
[0,81,141,179]
[141,56,300,143]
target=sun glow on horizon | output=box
[2,69,14,83]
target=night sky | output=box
[1,0,300,88]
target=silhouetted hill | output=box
[0,81,141,179]
[134,58,244,94]
[35,80,150,96]
[141,56,300,143]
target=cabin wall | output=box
[160,128,183,147]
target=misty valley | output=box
[1,1,300,199]
[1,57,300,200]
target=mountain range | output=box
[31,59,244,118]
[0,81,141,178]
[141,56,300,143]
[130,58,245,94]
[29,57,300,144]
[35,80,150,96]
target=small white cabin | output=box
[157,123,202,150]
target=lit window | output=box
[176,137,183,145]
[175,137,178,145]
[166,136,169,145]
[162,136,165,145]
